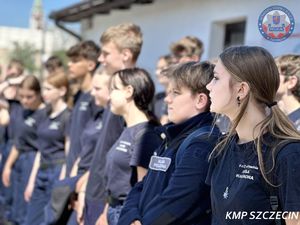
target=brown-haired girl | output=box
[2,75,46,225]
[206,46,300,225]
[23,73,71,225]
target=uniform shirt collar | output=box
[163,111,214,141]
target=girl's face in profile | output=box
[109,75,129,116]
[206,59,239,118]
[42,81,63,105]
[91,74,110,107]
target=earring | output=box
[237,96,241,107]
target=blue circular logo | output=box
[258,5,295,42]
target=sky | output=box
[0,0,80,28]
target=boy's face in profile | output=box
[98,41,126,75]
[67,57,91,79]
[165,81,199,124]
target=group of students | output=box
[0,22,299,225]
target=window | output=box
[209,18,246,59]
[224,21,246,49]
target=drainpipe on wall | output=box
[55,20,82,41]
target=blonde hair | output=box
[212,46,300,185]
[100,23,143,63]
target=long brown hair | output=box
[20,75,41,94]
[212,46,300,185]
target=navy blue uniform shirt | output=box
[85,109,125,202]
[37,107,70,164]
[15,107,47,153]
[7,100,23,142]
[77,106,105,175]
[206,134,300,225]
[119,112,220,225]
[105,121,162,200]
[66,91,94,175]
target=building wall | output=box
[81,0,299,90]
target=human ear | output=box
[59,86,67,97]
[287,75,298,90]
[87,60,97,72]
[125,85,134,99]
[237,82,250,100]
[122,49,133,63]
[195,93,208,111]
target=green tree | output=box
[9,41,37,73]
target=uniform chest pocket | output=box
[149,155,171,172]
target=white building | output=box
[0,0,77,72]
[0,26,77,61]
[51,0,300,90]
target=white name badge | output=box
[149,156,171,172]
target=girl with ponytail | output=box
[206,46,300,225]
[97,68,163,225]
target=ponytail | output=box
[210,46,300,186]
[141,107,160,126]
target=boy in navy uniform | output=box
[41,41,100,225]
[118,61,220,225]
[64,40,100,177]
[75,23,143,225]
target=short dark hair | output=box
[67,40,101,63]
[44,56,63,72]
[112,68,159,124]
